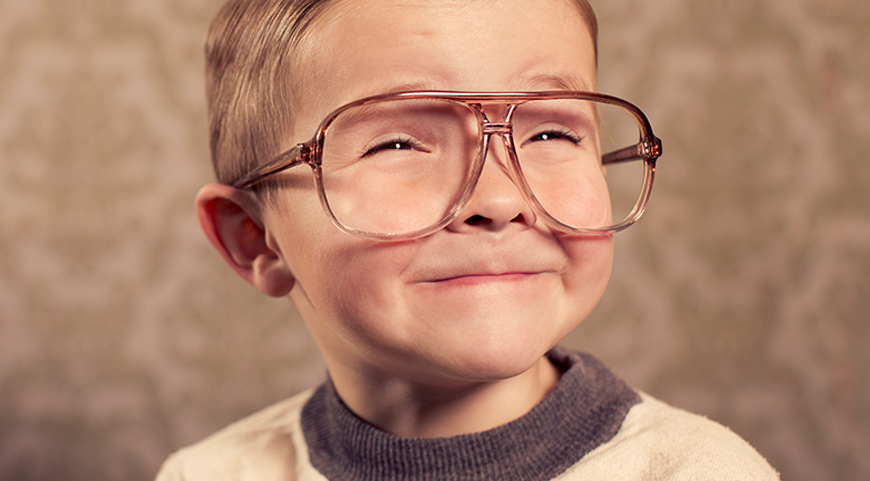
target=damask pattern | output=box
[0,0,867,480]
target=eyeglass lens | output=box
[319,98,645,236]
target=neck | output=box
[327,355,561,438]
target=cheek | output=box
[523,162,612,229]
[268,189,428,347]
[560,233,614,310]
[294,233,423,340]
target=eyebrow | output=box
[357,73,594,99]
[519,73,594,92]
[359,81,441,99]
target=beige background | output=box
[1,0,868,480]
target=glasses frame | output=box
[231,90,662,240]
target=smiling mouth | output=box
[424,272,543,286]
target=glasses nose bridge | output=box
[473,115,526,198]
[479,118,515,167]
[472,101,518,167]
[478,120,516,176]
[482,121,512,136]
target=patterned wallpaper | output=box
[0,0,868,480]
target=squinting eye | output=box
[522,129,583,147]
[362,137,423,157]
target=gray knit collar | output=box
[301,347,640,481]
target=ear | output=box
[195,183,295,297]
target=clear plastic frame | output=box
[231,91,662,240]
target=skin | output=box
[197,0,611,438]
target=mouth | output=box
[420,271,546,286]
[406,235,569,288]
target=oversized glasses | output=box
[232,91,662,240]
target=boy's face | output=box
[263,0,610,385]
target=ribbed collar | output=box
[301,347,639,481]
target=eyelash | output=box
[522,128,583,146]
[362,136,423,157]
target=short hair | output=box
[204,0,599,187]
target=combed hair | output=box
[204,0,598,186]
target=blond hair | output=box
[204,0,598,186]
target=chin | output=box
[424,334,558,384]
[397,309,579,385]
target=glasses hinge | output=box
[296,143,314,165]
[641,136,663,160]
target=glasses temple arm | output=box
[602,136,662,165]
[231,144,309,189]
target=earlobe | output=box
[195,183,296,297]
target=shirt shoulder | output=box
[154,389,326,481]
[556,391,780,481]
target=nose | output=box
[446,134,537,233]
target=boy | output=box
[157,0,780,479]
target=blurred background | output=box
[0,0,868,480]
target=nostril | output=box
[464,214,491,226]
[464,213,527,227]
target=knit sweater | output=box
[155,348,779,480]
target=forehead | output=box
[290,0,596,134]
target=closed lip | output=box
[427,271,541,282]
[404,235,568,284]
